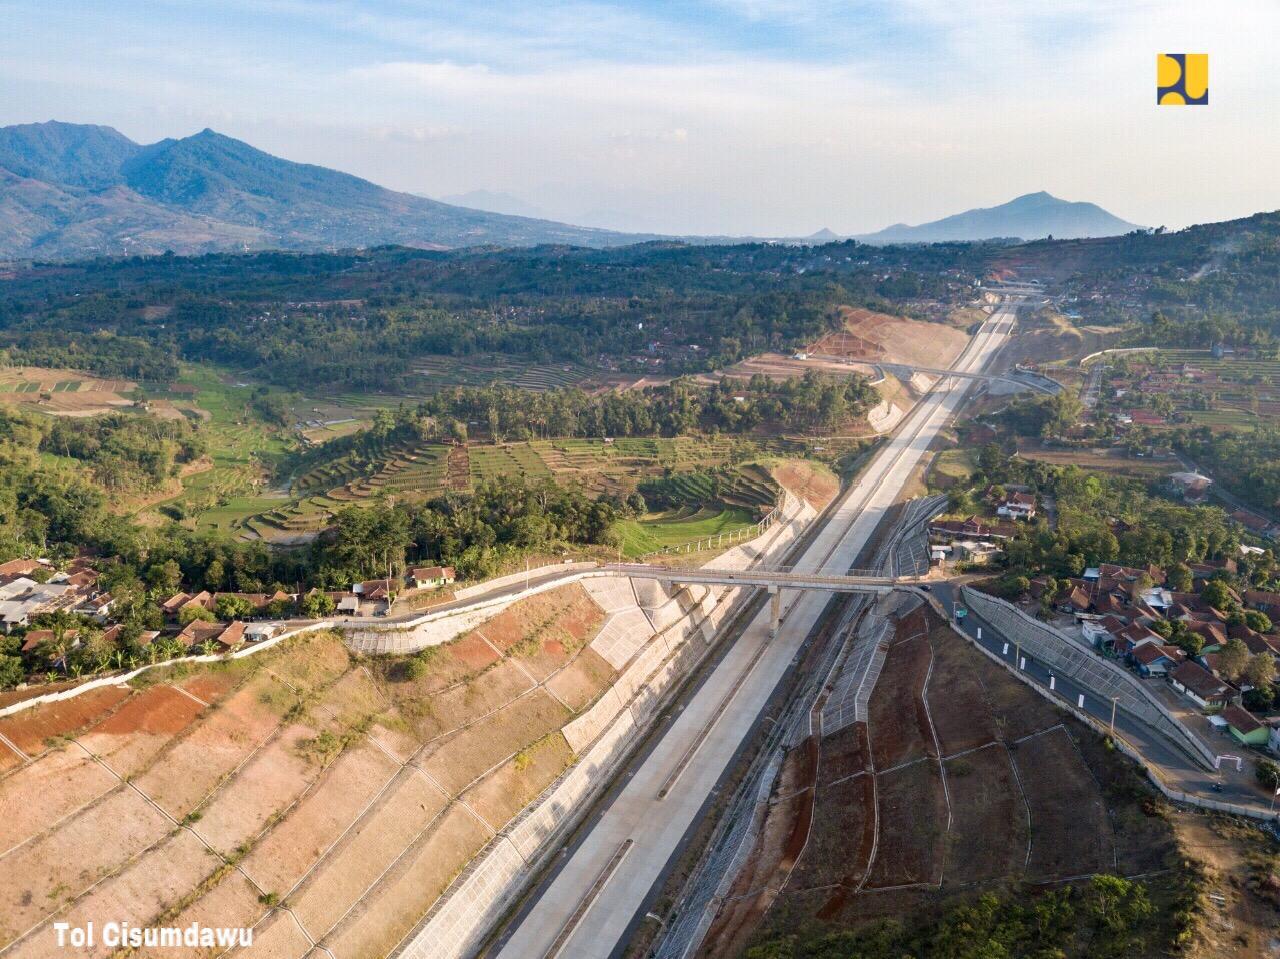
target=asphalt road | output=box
[489,301,1018,959]
[932,581,1278,815]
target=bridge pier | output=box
[769,586,782,638]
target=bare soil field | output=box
[0,746,117,855]
[544,646,616,711]
[1012,725,1115,881]
[727,608,1181,954]
[320,803,489,959]
[192,722,319,857]
[0,787,171,941]
[812,307,968,370]
[941,744,1026,884]
[866,632,933,769]
[0,573,673,959]
[240,742,400,894]
[0,684,132,756]
[864,760,947,889]
[418,688,571,795]
[76,683,208,777]
[10,829,215,959]
[816,721,869,786]
[461,732,574,829]
[286,770,448,938]
[132,673,288,820]
[925,627,1001,754]
[771,459,840,509]
[793,773,877,907]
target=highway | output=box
[489,299,1019,959]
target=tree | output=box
[214,594,256,621]
[146,559,182,595]
[1201,578,1235,612]
[1218,638,1250,683]
[1245,610,1273,634]
[1243,652,1277,691]
[300,591,335,618]
[179,604,216,625]
[1257,758,1280,792]
[0,654,23,689]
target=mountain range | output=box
[0,121,644,260]
[850,191,1141,244]
[0,122,1144,260]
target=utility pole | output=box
[1109,696,1118,737]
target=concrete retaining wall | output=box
[392,491,813,959]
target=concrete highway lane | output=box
[489,301,1019,959]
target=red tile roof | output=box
[1222,704,1263,735]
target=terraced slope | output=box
[0,585,623,959]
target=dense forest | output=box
[1178,426,1280,517]
[0,240,984,391]
[1055,211,1280,345]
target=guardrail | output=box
[960,587,1216,770]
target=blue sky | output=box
[2,1,1277,234]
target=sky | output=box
[2,0,1277,236]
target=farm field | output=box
[699,602,1181,959]
[616,506,757,558]
[411,354,597,392]
[249,434,794,544]
[1014,440,1176,479]
[145,364,292,532]
[1100,348,1280,432]
[0,366,137,416]
[0,582,640,959]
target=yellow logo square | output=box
[1158,53,1208,105]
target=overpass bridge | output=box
[801,352,1058,394]
[601,563,932,635]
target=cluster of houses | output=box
[1033,560,1280,753]
[929,489,1033,566]
[11,560,459,674]
[0,558,118,632]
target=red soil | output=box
[178,671,241,704]
[447,633,501,670]
[0,685,132,755]
[89,684,204,736]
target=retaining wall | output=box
[392,493,814,959]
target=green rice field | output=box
[616,506,758,558]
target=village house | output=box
[0,577,79,631]
[1220,704,1268,747]
[353,578,395,601]
[1168,660,1231,711]
[928,516,1018,542]
[1168,471,1212,503]
[996,491,1037,521]
[408,566,456,590]
[1131,641,1179,677]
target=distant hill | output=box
[0,121,646,259]
[854,191,1141,244]
[438,189,547,220]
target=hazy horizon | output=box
[3,1,1277,236]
